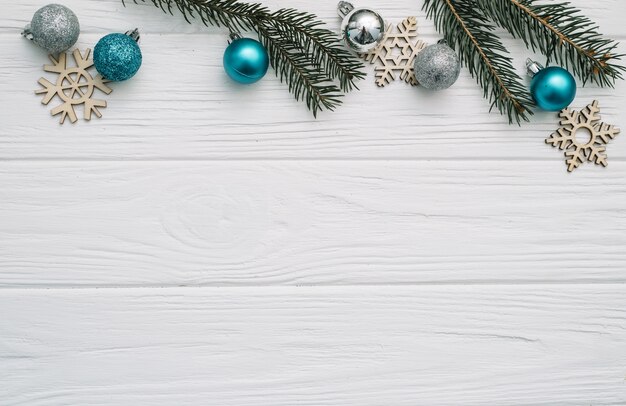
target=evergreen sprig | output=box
[125,0,366,116]
[478,0,625,87]
[423,0,624,124]
[423,0,534,123]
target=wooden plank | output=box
[1,161,625,287]
[1,285,625,405]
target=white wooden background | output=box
[1,0,626,404]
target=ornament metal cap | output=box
[21,24,34,40]
[526,58,544,78]
[227,31,242,44]
[125,28,141,43]
[337,1,355,18]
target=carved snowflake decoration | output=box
[546,100,621,172]
[36,49,112,124]
[359,16,427,87]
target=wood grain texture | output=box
[2,285,626,405]
[1,161,626,287]
[2,0,626,403]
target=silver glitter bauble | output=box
[22,4,80,54]
[338,1,385,53]
[413,42,461,91]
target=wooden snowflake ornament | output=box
[360,16,427,87]
[36,49,112,124]
[546,100,620,172]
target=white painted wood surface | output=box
[2,286,626,405]
[1,0,625,404]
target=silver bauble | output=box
[413,42,461,90]
[22,4,80,54]
[338,1,385,53]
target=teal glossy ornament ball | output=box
[223,38,269,84]
[530,66,576,111]
[94,33,142,81]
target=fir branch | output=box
[423,0,534,124]
[478,0,625,87]
[255,21,343,113]
[125,0,365,116]
[264,8,365,92]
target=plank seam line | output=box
[2,280,626,291]
[1,157,626,162]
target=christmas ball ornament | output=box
[337,1,385,53]
[413,42,460,90]
[223,36,269,84]
[22,4,80,54]
[94,29,142,81]
[526,59,576,111]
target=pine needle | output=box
[125,0,366,117]
[423,0,534,124]
[478,0,625,87]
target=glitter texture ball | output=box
[24,4,80,54]
[94,33,142,81]
[413,43,461,91]
[530,66,576,111]
[223,38,269,84]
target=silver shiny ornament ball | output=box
[22,4,80,54]
[338,1,385,53]
[414,42,461,90]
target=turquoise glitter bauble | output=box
[223,38,269,84]
[530,66,576,111]
[94,33,142,81]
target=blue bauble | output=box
[223,38,269,84]
[94,33,142,81]
[530,66,576,111]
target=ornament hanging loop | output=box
[337,1,355,18]
[228,31,242,44]
[526,58,544,78]
[21,24,34,40]
[125,28,141,43]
